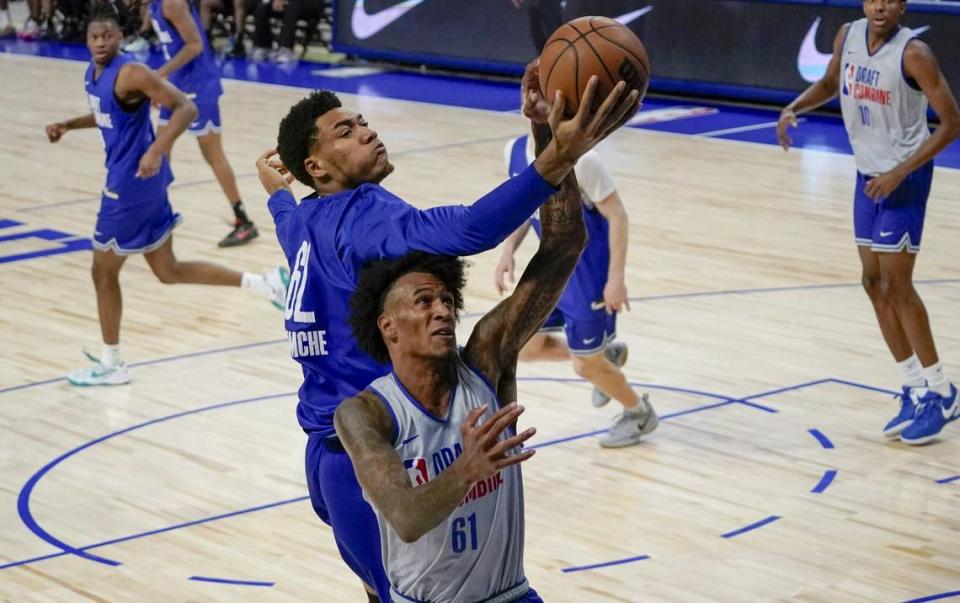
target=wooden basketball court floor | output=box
[1,53,959,602]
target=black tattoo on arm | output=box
[335,391,475,543]
[465,124,587,390]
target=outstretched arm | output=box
[777,23,848,151]
[464,118,587,391]
[45,114,97,142]
[335,392,535,543]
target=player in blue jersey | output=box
[256,62,640,600]
[45,3,287,386]
[150,0,256,247]
[495,134,658,448]
[777,0,960,444]
[331,115,589,602]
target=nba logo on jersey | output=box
[842,63,855,96]
[403,458,429,486]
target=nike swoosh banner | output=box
[333,0,960,103]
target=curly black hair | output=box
[277,90,342,188]
[87,1,121,27]
[350,253,467,364]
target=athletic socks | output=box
[241,272,270,296]
[101,343,121,369]
[232,200,252,224]
[923,362,951,398]
[897,354,926,388]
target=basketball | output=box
[538,16,650,116]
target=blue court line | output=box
[720,515,782,539]
[4,375,868,571]
[0,495,309,571]
[14,392,296,567]
[560,554,650,573]
[734,399,779,413]
[808,429,835,450]
[901,591,960,603]
[826,377,898,397]
[935,476,960,485]
[0,339,286,396]
[4,280,959,396]
[0,219,24,228]
[740,378,837,401]
[188,576,275,587]
[811,469,838,494]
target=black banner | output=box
[333,0,960,102]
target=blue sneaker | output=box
[883,386,919,438]
[900,384,959,446]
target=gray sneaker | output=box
[591,341,629,407]
[599,393,658,448]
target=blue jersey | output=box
[84,54,173,204]
[150,0,223,98]
[508,136,611,319]
[268,167,557,436]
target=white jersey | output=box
[366,353,528,603]
[839,18,930,175]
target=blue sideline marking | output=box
[808,429,835,450]
[811,469,838,494]
[720,515,782,539]
[188,576,275,587]
[935,475,960,485]
[561,554,651,573]
[901,591,960,603]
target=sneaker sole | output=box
[67,377,130,386]
[883,421,912,439]
[218,230,259,248]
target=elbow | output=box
[187,43,203,59]
[390,517,425,544]
[946,118,960,143]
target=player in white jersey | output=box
[334,107,593,601]
[777,0,960,444]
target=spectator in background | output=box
[200,0,250,58]
[251,0,321,63]
[0,0,15,38]
[18,0,55,40]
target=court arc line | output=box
[811,469,837,494]
[14,392,296,567]
[6,376,880,572]
[720,515,782,539]
[8,379,743,570]
[900,591,960,603]
[808,429,835,450]
[561,554,650,573]
[188,576,275,587]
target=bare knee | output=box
[149,259,180,284]
[91,257,121,289]
[879,276,914,305]
[572,354,604,380]
[861,271,882,299]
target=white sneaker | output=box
[68,361,130,386]
[264,266,290,310]
[599,393,658,448]
[273,47,297,64]
[122,35,150,53]
[592,341,629,408]
[251,46,271,61]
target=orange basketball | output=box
[538,16,650,116]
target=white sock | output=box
[101,344,121,368]
[897,354,925,388]
[922,362,951,397]
[241,272,270,296]
[1,9,13,26]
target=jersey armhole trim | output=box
[900,37,923,92]
[366,385,400,447]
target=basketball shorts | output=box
[305,433,392,601]
[540,306,617,355]
[93,172,180,255]
[853,160,933,254]
[158,90,222,136]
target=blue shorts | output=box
[854,161,933,254]
[93,173,180,255]
[158,90,222,136]
[541,307,617,355]
[305,434,391,601]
